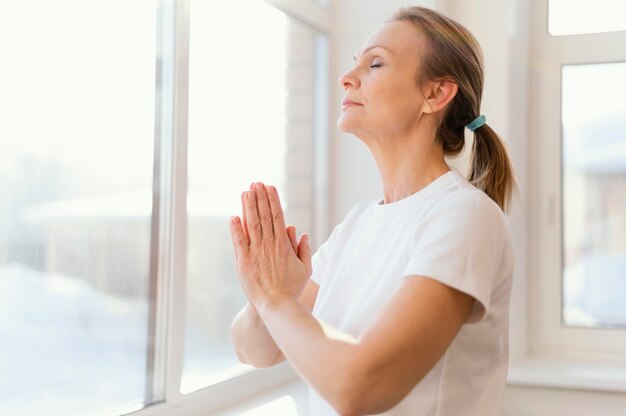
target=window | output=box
[549,0,626,36]
[531,0,626,358]
[182,0,325,394]
[0,0,329,414]
[0,0,156,414]
[562,63,626,329]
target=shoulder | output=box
[433,171,507,228]
[412,172,512,249]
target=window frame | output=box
[529,0,626,362]
[118,0,331,415]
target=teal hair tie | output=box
[466,114,486,132]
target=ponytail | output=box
[391,6,517,212]
[467,123,515,212]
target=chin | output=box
[337,115,356,133]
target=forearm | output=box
[230,302,283,367]
[257,295,363,414]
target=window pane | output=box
[562,62,626,328]
[549,0,626,36]
[0,1,156,414]
[183,0,320,393]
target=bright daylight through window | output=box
[183,0,321,393]
[1,0,325,412]
[561,62,626,328]
[0,0,156,414]
[549,0,626,36]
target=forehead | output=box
[355,20,425,60]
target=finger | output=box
[244,189,262,246]
[229,216,249,257]
[266,185,288,243]
[240,191,250,245]
[287,225,297,253]
[298,233,313,277]
[253,182,274,244]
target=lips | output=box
[342,98,362,107]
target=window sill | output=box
[129,362,303,416]
[507,356,626,393]
[213,379,308,415]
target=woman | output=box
[229,6,515,416]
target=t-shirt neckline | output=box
[372,170,455,219]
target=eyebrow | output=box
[352,45,392,62]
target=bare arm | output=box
[230,301,281,367]
[230,277,319,367]
[256,276,474,416]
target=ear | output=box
[420,79,458,114]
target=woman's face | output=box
[337,21,427,138]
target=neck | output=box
[358,129,451,205]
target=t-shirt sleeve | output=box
[401,192,508,324]
[310,221,344,286]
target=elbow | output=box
[332,364,405,415]
[320,361,363,415]
[332,391,378,416]
[233,347,272,369]
[229,332,257,368]
[329,365,378,416]
[229,328,247,365]
[334,389,397,416]
[333,395,388,416]
[335,403,365,416]
[331,398,360,416]
[231,337,282,369]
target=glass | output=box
[183,0,319,393]
[549,0,626,36]
[0,0,156,414]
[562,62,626,328]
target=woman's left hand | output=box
[229,182,312,311]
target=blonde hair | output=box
[391,6,516,212]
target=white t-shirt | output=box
[308,169,515,416]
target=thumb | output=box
[286,225,298,254]
[297,233,313,277]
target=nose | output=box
[338,68,359,90]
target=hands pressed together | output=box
[229,182,313,312]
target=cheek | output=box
[370,85,420,121]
